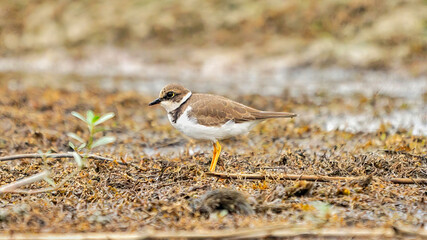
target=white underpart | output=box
[169,106,260,142]
[160,91,192,112]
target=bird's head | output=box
[149,84,192,112]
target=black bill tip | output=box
[148,98,161,106]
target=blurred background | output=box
[0,0,426,134]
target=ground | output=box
[0,0,426,238]
[0,86,425,236]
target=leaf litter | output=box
[0,85,425,234]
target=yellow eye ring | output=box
[166,92,175,98]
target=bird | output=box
[149,83,296,172]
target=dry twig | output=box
[0,170,50,193]
[0,152,124,164]
[0,168,80,194]
[206,172,427,185]
[0,153,127,194]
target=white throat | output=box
[161,91,192,113]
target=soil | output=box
[0,0,426,238]
[0,84,425,234]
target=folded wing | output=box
[188,94,296,126]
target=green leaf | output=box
[92,115,100,124]
[86,110,95,124]
[91,136,116,149]
[71,111,87,123]
[72,152,83,169]
[67,132,85,143]
[94,112,115,126]
[93,127,106,134]
[69,141,76,150]
[77,143,87,151]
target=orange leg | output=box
[209,141,222,172]
[209,142,217,171]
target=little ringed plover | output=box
[149,84,296,172]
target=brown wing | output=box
[251,111,297,119]
[187,94,259,126]
[186,93,296,127]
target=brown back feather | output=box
[251,111,297,119]
[186,94,296,126]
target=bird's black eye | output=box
[166,91,175,98]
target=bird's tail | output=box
[253,111,297,119]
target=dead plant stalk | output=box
[206,172,427,184]
[0,153,121,164]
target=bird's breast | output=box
[168,107,259,141]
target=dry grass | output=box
[0,85,425,234]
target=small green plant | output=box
[68,110,116,151]
[0,110,116,194]
[68,110,116,168]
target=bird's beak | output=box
[148,98,161,106]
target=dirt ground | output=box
[0,85,425,236]
[0,0,426,238]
